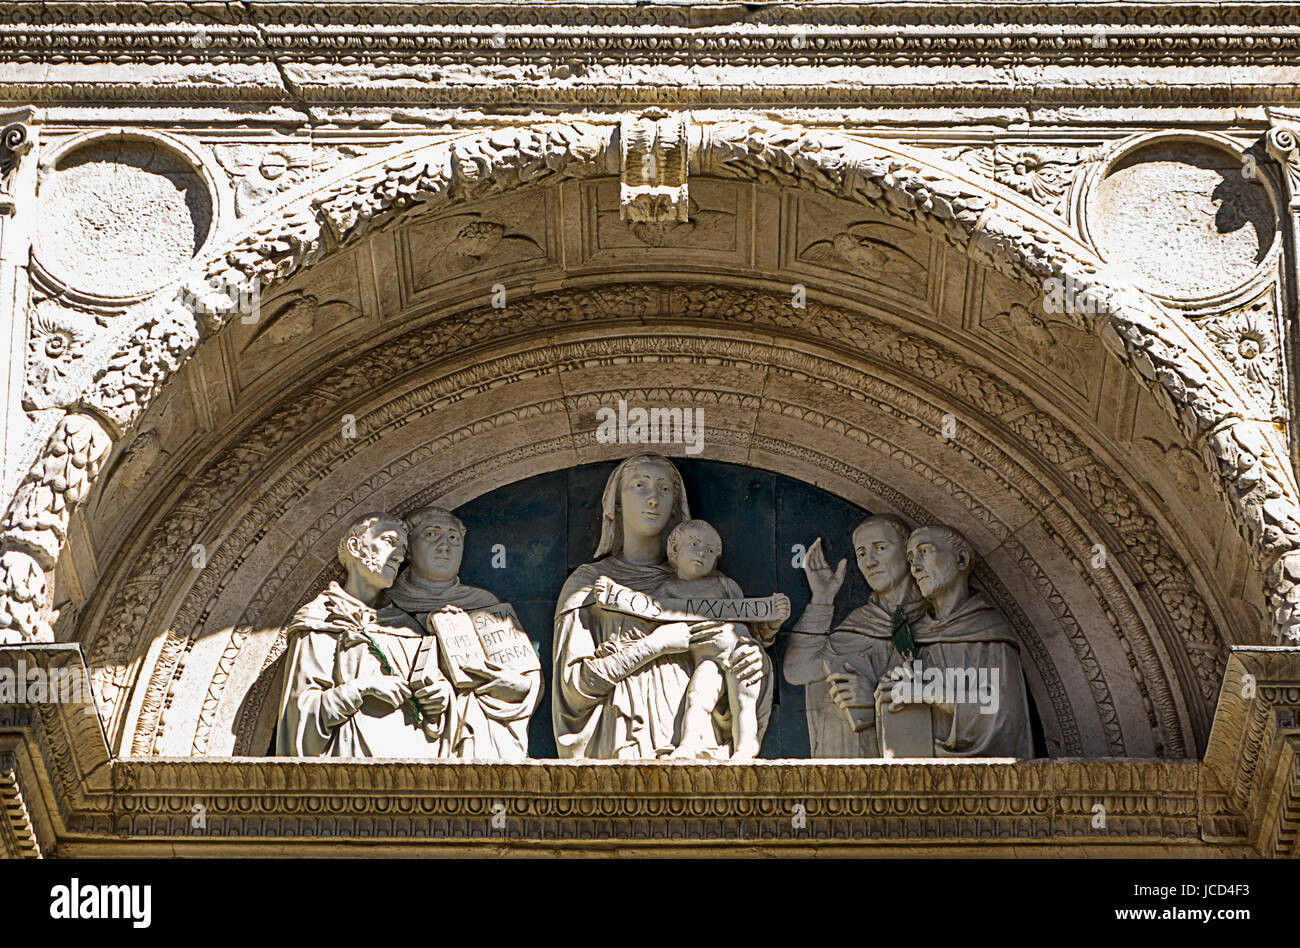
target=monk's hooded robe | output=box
[275,581,442,757]
[907,592,1033,758]
[553,555,774,759]
[383,571,542,761]
[785,592,927,757]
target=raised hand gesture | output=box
[803,537,847,606]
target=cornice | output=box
[2,3,1300,108]
[0,644,1295,856]
[1203,647,1300,855]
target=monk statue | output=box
[874,524,1034,758]
[274,512,451,757]
[382,505,543,761]
[552,453,774,759]
[784,514,928,757]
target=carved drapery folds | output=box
[0,118,1298,677]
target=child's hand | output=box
[686,620,728,646]
[730,642,766,686]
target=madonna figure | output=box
[552,453,773,759]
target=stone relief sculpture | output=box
[381,506,542,761]
[262,468,1033,763]
[275,512,447,757]
[788,517,1033,759]
[592,518,788,760]
[785,515,928,757]
[878,525,1033,758]
[276,507,543,760]
[658,519,779,759]
[552,453,776,759]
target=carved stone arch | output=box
[66,274,1249,760]
[0,119,1295,764]
[72,311,1178,757]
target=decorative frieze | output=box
[3,4,1300,110]
[2,644,1295,855]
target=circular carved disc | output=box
[35,138,213,298]
[1091,141,1275,299]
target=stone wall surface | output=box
[0,1,1298,854]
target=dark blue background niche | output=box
[453,459,877,759]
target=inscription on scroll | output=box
[593,575,780,623]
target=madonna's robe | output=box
[553,555,773,759]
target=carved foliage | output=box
[3,118,1298,663]
[0,551,49,644]
[0,413,112,641]
[2,413,112,567]
[23,294,105,410]
[939,143,1089,216]
[1203,296,1284,417]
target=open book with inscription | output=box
[425,602,541,689]
[592,575,783,624]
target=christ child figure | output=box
[661,519,781,761]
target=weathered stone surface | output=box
[1090,140,1274,300]
[1,0,1299,856]
[34,137,212,299]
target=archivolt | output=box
[78,283,1226,759]
[1,118,1294,686]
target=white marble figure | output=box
[552,453,775,759]
[657,519,786,760]
[875,525,1034,758]
[275,512,451,757]
[381,505,542,760]
[784,515,928,757]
